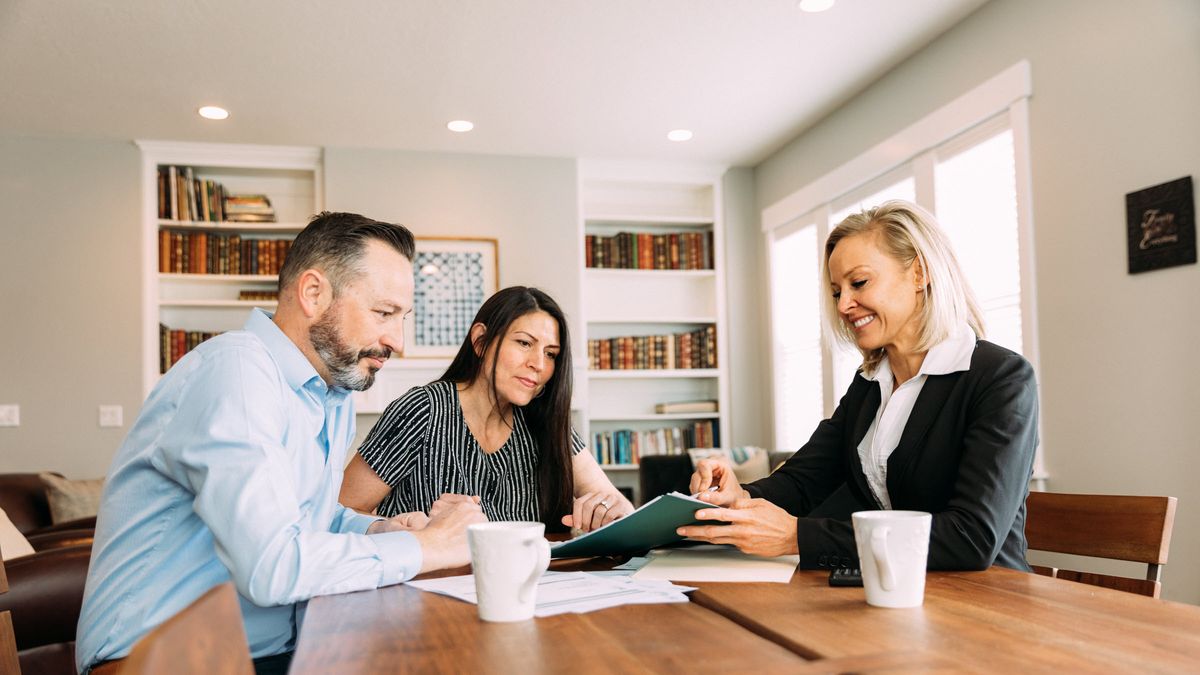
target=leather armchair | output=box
[0,473,96,674]
[0,545,90,675]
[0,473,97,537]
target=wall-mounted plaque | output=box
[1126,176,1195,274]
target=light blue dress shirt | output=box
[76,309,422,672]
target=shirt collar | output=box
[244,309,349,401]
[863,322,976,382]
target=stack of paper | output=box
[407,571,695,617]
[632,544,799,583]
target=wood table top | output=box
[691,566,1200,672]
[290,557,801,674]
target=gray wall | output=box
[322,148,581,449]
[754,0,1200,603]
[0,136,143,478]
[722,167,770,447]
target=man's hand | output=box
[410,495,487,573]
[675,497,799,558]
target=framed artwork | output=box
[1126,176,1195,274]
[404,237,499,357]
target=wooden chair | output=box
[115,582,253,675]
[1,546,22,675]
[1025,491,1177,598]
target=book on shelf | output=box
[591,420,719,466]
[238,290,279,302]
[223,194,276,222]
[157,165,227,222]
[584,230,714,270]
[158,230,290,276]
[158,324,222,373]
[653,400,718,414]
[587,325,717,370]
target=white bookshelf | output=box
[138,141,323,397]
[577,160,730,503]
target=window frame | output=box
[762,60,1043,481]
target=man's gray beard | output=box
[309,307,380,392]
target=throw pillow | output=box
[39,472,105,524]
[0,506,36,560]
[687,446,772,483]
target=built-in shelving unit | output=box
[577,160,729,503]
[138,141,323,396]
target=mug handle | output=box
[519,537,552,605]
[870,526,895,591]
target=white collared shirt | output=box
[856,323,977,509]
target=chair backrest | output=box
[0,548,22,675]
[118,582,253,675]
[0,474,59,535]
[1025,491,1177,598]
[638,455,694,504]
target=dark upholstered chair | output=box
[0,473,96,675]
[0,473,97,537]
[0,545,91,675]
[638,455,695,504]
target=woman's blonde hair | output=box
[822,199,985,376]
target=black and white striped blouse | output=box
[357,380,584,522]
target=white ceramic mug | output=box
[851,510,932,608]
[467,521,551,622]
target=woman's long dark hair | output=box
[440,286,574,531]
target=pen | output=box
[690,486,719,498]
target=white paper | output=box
[631,544,799,583]
[407,570,696,617]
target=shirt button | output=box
[818,555,828,568]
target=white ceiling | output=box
[0,0,989,167]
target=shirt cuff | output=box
[340,510,382,535]
[372,530,424,585]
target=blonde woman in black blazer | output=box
[680,200,1038,571]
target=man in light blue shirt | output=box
[77,212,485,674]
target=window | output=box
[769,220,822,449]
[764,62,1038,459]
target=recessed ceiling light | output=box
[798,0,835,12]
[667,129,693,142]
[197,106,229,120]
[447,120,474,132]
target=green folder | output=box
[551,491,727,559]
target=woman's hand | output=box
[675,497,799,558]
[689,458,749,507]
[429,493,482,519]
[561,491,634,533]
[367,510,431,533]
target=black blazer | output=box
[747,339,1038,571]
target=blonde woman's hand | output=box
[689,458,748,507]
[676,497,799,558]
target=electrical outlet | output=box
[0,404,18,427]
[99,405,124,428]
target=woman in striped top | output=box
[340,286,634,533]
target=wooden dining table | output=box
[291,558,1200,673]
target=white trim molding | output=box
[762,60,1032,232]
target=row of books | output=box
[591,421,720,465]
[238,290,279,302]
[585,231,713,270]
[158,230,291,276]
[159,324,220,373]
[587,326,717,370]
[156,165,277,223]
